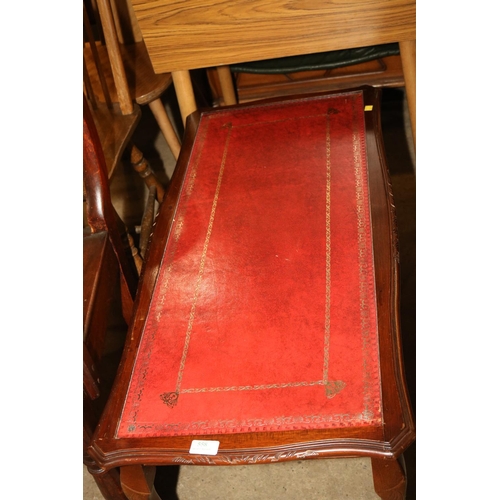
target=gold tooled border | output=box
[119,93,381,435]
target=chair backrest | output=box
[83,0,134,115]
[105,0,143,45]
[84,0,144,181]
[84,0,181,183]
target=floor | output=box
[84,83,416,499]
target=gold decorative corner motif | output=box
[325,380,346,399]
[160,392,179,408]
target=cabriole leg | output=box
[120,465,162,500]
[371,456,407,500]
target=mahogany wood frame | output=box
[83,98,138,323]
[84,97,139,500]
[87,87,415,499]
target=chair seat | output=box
[84,231,118,357]
[229,43,400,74]
[88,102,140,178]
[84,40,172,106]
[207,44,404,106]
[84,231,110,340]
[90,87,413,470]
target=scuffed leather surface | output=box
[118,92,382,438]
[230,43,400,74]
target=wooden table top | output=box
[88,88,414,470]
[130,0,416,74]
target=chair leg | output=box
[172,70,197,126]
[399,39,416,147]
[129,143,166,203]
[120,465,162,500]
[148,98,181,160]
[371,456,407,500]
[127,233,144,275]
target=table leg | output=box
[371,456,407,500]
[399,39,416,147]
[172,70,198,126]
[120,465,162,500]
[217,65,237,105]
[86,462,129,500]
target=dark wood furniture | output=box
[87,87,415,499]
[84,96,152,499]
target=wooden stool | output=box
[88,87,415,499]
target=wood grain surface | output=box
[130,0,416,73]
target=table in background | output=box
[130,0,415,143]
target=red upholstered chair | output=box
[87,86,415,499]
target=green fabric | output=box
[230,43,400,74]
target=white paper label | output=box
[189,440,220,455]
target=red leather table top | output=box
[117,91,381,438]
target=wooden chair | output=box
[84,0,181,161]
[206,43,405,106]
[83,0,178,203]
[84,96,159,499]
